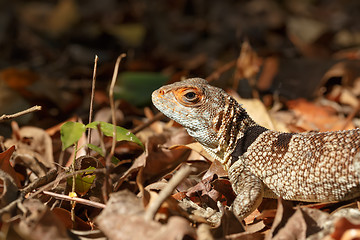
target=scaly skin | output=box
[152,78,360,219]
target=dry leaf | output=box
[0,145,21,187]
[5,126,55,169]
[287,98,354,131]
[18,199,71,240]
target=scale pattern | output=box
[152,78,360,219]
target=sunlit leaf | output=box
[86,121,100,129]
[60,122,86,150]
[67,167,96,196]
[99,122,143,148]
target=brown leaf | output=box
[211,178,236,205]
[170,142,216,162]
[5,126,55,170]
[331,217,360,240]
[212,206,245,238]
[320,61,360,97]
[96,190,195,240]
[19,0,79,37]
[0,145,21,187]
[287,98,353,131]
[234,40,262,89]
[0,169,19,208]
[257,56,279,92]
[230,90,288,132]
[287,17,330,58]
[186,175,232,211]
[266,198,295,239]
[266,198,329,240]
[141,129,192,184]
[0,68,38,92]
[202,160,228,179]
[51,207,92,230]
[18,199,71,240]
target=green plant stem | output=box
[71,142,78,223]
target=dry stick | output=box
[109,54,126,156]
[205,60,236,83]
[103,53,126,202]
[28,168,106,199]
[0,199,21,216]
[342,99,360,130]
[0,105,42,122]
[43,191,106,209]
[21,168,57,195]
[144,164,193,221]
[131,112,165,134]
[87,55,99,153]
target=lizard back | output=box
[237,129,360,201]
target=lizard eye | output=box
[184,91,197,101]
[174,87,203,106]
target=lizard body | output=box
[152,78,360,219]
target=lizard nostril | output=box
[159,89,165,95]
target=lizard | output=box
[151,77,360,219]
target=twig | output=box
[144,164,194,221]
[28,168,106,199]
[131,112,165,134]
[21,168,57,195]
[103,54,126,202]
[0,199,22,216]
[0,105,42,122]
[206,60,236,83]
[342,99,360,130]
[87,55,99,152]
[42,191,106,209]
[109,54,126,156]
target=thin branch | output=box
[109,54,126,156]
[102,54,126,202]
[0,106,42,122]
[131,112,165,134]
[87,55,99,152]
[43,191,106,209]
[205,60,236,83]
[21,168,57,195]
[144,164,194,221]
[28,168,106,199]
[342,99,360,130]
[0,199,21,216]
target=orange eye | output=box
[174,87,203,106]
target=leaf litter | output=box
[2,1,360,239]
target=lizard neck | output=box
[199,95,260,166]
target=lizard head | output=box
[152,78,231,151]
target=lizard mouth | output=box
[151,89,200,129]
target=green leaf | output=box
[67,166,96,196]
[86,121,101,129]
[87,143,104,157]
[87,144,120,164]
[60,122,86,150]
[114,72,168,106]
[99,122,144,148]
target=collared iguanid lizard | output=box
[152,78,360,219]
